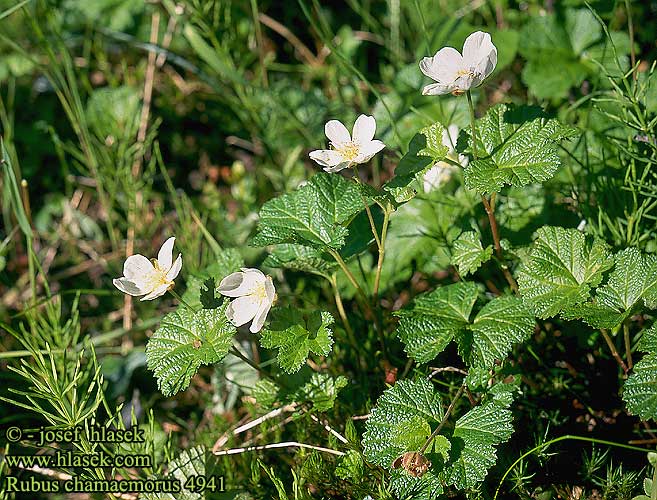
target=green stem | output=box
[329,274,356,348]
[494,435,651,500]
[623,322,633,370]
[373,207,391,297]
[625,0,636,81]
[601,328,629,374]
[229,346,276,382]
[328,249,384,354]
[466,90,478,160]
[328,249,369,310]
[168,288,196,312]
[419,385,465,454]
[353,167,381,249]
[467,90,518,293]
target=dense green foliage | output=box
[2,1,657,499]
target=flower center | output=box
[456,68,475,78]
[336,141,360,161]
[253,282,268,301]
[150,260,173,288]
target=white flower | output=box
[113,237,182,301]
[419,31,497,96]
[422,124,469,192]
[309,114,386,173]
[218,268,275,333]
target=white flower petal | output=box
[241,267,266,279]
[462,31,492,62]
[419,47,463,84]
[454,73,475,92]
[166,254,183,281]
[309,149,345,167]
[352,115,376,144]
[250,299,272,333]
[463,31,497,84]
[323,161,351,173]
[264,276,276,304]
[324,119,351,144]
[140,282,170,301]
[113,278,146,296]
[218,268,264,297]
[354,140,386,164]
[226,295,261,327]
[444,125,459,151]
[157,237,176,271]
[422,164,452,192]
[421,82,454,96]
[123,254,155,280]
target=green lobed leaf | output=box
[389,468,444,500]
[522,58,586,101]
[443,402,514,489]
[296,373,347,412]
[624,353,657,421]
[395,282,478,364]
[251,371,346,412]
[263,243,335,277]
[452,231,493,276]
[565,8,602,55]
[517,9,602,99]
[564,248,657,328]
[146,303,236,396]
[251,173,364,250]
[365,379,515,498]
[396,283,533,369]
[362,379,443,468]
[391,415,432,451]
[260,308,334,374]
[463,104,577,194]
[517,226,613,318]
[417,122,450,162]
[638,325,657,354]
[467,296,535,368]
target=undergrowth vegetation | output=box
[2,1,657,499]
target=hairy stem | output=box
[466,90,479,159]
[623,322,633,370]
[329,274,356,347]
[467,90,518,292]
[353,167,381,249]
[373,207,391,297]
[328,249,370,311]
[601,329,629,374]
[419,384,465,454]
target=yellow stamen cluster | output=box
[336,142,360,161]
[456,68,475,78]
[253,282,268,300]
[149,259,174,289]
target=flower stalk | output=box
[466,90,518,293]
[419,384,465,455]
